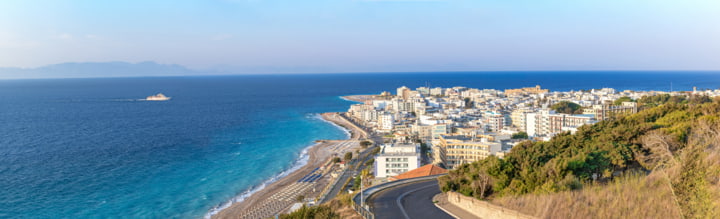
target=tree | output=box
[512,132,529,139]
[420,143,429,155]
[365,158,375,166]
[688,95,712,105]
[344,152,353,161]
[440,100,720,201]
[551,101,583,114]
[613,96,634,105]
[332,157,341,163]
[360,168,372,187]
[464,97,475,109]
[351,176,361,191]
[360,140,373,148]
[280,205,339,219]
[638,94,687,107]
[371,147,382,155]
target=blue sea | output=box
[1,71,719,218]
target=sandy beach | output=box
[212,112,365,219]
[341,95,376,104]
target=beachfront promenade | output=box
[231,139,359,219]
[238,169,323,219]
[214,111,376,219]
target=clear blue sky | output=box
[1,0,719,73]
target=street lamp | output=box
[360,173,364,209]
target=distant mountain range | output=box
[0,62,202,79]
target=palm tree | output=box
[360,168,372,187]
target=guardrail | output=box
[352,174,447,219]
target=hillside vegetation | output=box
[439,94,720,218]
[280,193,361,219]
[550,101,583,114]
[492,172,682,218]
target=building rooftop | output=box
[381,143,418,154]
[389,164,448,181]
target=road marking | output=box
[396,183,437,219]
[433,201,461,219]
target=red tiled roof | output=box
[389,164,447,181]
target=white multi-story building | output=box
[430,87,444,96]
[484,111,505,132]
[531,109,555,136]
[378,113,395,132]
[526,112,538,137]
[375,143,421,178]
[511,108,534,132]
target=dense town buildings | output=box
[348,85,719,171]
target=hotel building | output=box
[374,143,421,178]
[434,135,501,169]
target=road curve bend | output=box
[367,179,454,219]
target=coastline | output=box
[204,142,319,219]
[211,112,364,219]
[340,94,376,104]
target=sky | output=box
[1,0,719,73]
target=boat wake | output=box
[107,99,143,102]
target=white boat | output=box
[146,93,171,101]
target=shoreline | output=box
[340,94,376,104]
[210,112,364,219]
[203,142,319,219]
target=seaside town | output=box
[348,85,720,173]
[6,1,720,219]
[215,84,720,219]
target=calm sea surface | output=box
[1,72,718,218]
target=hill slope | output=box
[439,94,720,218]
[0,61,198,79]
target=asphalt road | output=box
[368,179,454,219]
[322,143,377,203]
[321,168,353,203]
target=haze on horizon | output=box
[1,0,719,74]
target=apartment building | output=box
[435,135,501,169]
[584,101,638,120]
[375,143,421,178]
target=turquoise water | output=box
[0,77,351,218]
[1,72,718,218]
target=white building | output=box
[483,111,505,132]
[526,112,538,137]
[378,113,395,132]
[397,86,411,99]
[430,87,444,96]
[375,143,421,178]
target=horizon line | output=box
[2,61,720,73]
[3,69,720,81]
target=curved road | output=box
[367,179,454,219]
